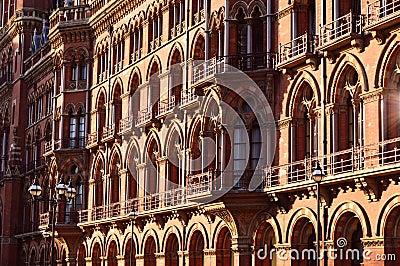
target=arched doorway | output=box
[384,205,400,266]
[291,217,316,266]
[189,231,204,266]
[334,213,364,266]
[165,233,179,266]
[107,240,118,266]
[77,244,86,266]
[254,221,277,266]
[144,236,157,266]
[92,242,101,266]
[124,238,136,266]
[216,227,232,266]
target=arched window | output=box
[236,8,247,56]
[130,25,143,62]
[112,85,122,132]
[97,93,106,138]
[93,159,104,207]
[129,73,140,124]
[146,139,159,194]
[233,119,247,187]
[170,0,185,38]
[168,131,182,190]
[148,11,162,51]
[192,0,205,24]
[113,37,125,73]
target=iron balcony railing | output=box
[278,34,318,64]
[136,107,152,126]
[264,137,400,188]
[223,52,277,71]
[86,131,98,147]
[180,88,198,106]
[158,95,176,116]
[367,0,400,25]
[192,57,225,84]
[119,116,134,134]
[171,21,186,38]
[102,124,116,140]
[319,12,364,47]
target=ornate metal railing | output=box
[180,88,198,106]
[102,124,116,140]
[367,0,400,25]
[319,12,363,47]
[264,137,400,188]
[278,34,318,64]
[223,52,277,71]
[171,21,186,38]
[158,95,176,115]
[136,107,152,126]
[119,116,134,133]
[192,57,225,84]
[86,131,98,147]
[49,3,90,28]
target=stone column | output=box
[136,254,144,266]
[84,257,92,266]
[203,249,216,265]
[231,238,252,266]
[117,255,125,266]
[177,251,185,266]
[155,252,165,266]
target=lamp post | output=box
[312,161,325,266]
[29,176,76,266]
[128,211,138,266]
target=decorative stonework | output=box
[360,88,383,103]
[361,237,385,248]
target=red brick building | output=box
[0,0,399,265]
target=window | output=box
[69,117,77,147]
[250,127,262,170]
[37,97,43,120]
[233,122,247,187]
[79,116,85,147]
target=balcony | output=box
[114,60,124,73]
[78,175,218,225]
[98,71,108,83]
[136,107,152,126]
[192,57,225,84]
[49,2,90,28]
[150,36,162,51]
[39,211,79,230]
[131,48,142,63]
[86,131,99,148]
[180,88,199,107]
[278,34,319,69]
[119,116,134,135]
[319,12,364,52]
[44,138,86,155]
[102,124,116,142]
[223,52,277,72]
[171,21,186,38]
[264,137,400,190]
[193,9,205,24]
[366,0,400,32]
[157,95,176,117]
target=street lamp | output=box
[28,176,76,266]
[128,210,138,266]
[311,161,325,266]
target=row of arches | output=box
[21,194,400,265]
